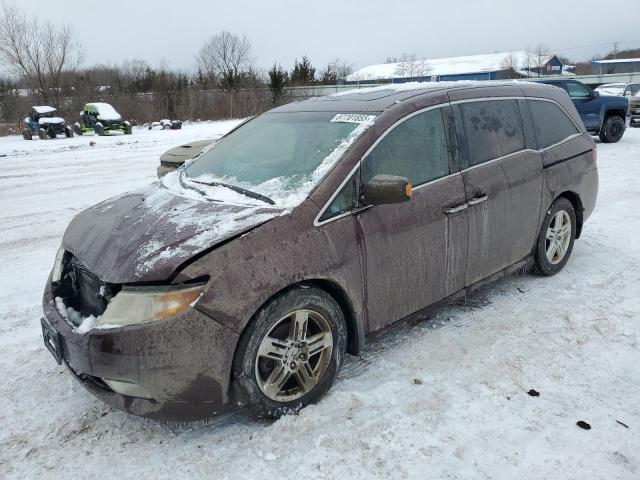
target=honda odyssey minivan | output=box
[41,81,598,420]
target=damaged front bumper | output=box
[41,278,240,421]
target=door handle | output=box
[467,194,488,206]
[442,202,469,215]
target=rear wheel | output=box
[533,197,576,276]
[599,115,625,143]
[95,122,104,136]
[38,128,47,140]
[65,126,73,138]
[22,128,32,140]
[124,121,132,135]
[73,122,83,135]
[232,286,347,418]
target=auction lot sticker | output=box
[330,113,376,124]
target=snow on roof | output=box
[32,106,57,114]
[347,51,558,82]
[85,102,121,121]
[593,58,640,64]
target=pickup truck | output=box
[539,79,629,143]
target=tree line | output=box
[0,4,354,131]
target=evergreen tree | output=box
[268,63,287,104]
[290,56,316,86]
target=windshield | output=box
[183,111,375,207]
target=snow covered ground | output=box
[1,123,639,479]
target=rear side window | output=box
[458,100,525,166]
[361,108,450,186]
[528,100,580,149]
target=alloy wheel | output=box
[545,210,572,264]
[255,309,333,402]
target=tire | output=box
[599,115,625,143]
[95,122,104,136]
[124,121,132,135]
[65,126,73,138]
[73,122,83,135]
[533,197,576,276]
[38,128,47,140]
[163,124,171,130]
[47,129,56,139]
[232,286,347,418]
[22,128,32,140]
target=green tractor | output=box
[73,103,132,136]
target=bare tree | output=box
[534,44,550,76]
[196,31,252,91]
[394,54,431,79]
[320,58,354,84]
[500,53,520,79]
[522,48,535,78]
[0,4,83,105]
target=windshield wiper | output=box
[179,170,275,205]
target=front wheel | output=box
[95,122,105,136]
[65,126,73,138]
[599,115,625,143]
[232,286,347,418]
[73,122,83,135]
[38,128,47,140]
[533,197,576,276]
[124,121,132,135]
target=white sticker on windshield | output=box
[330,113,376,124]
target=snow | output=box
[347,51,563,82]
[1,122,640,479]
[596,83,627,96]
[85,102,122,121]
[32,106,57,114]
[592,58,640,64]
[54,296,99,333]
[38,117,65,126]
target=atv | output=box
[22,106,73,140]
[73,103,132,136]
[147,119,183,130]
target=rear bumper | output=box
[42,280,240,421]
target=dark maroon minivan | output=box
[41,81,598,420]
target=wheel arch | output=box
[556,190,584,238]
[603,108,627,121]
[230,278,362,381]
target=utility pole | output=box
[613,41,618,60]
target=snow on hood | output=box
[62,182,283,283]
[86,102,122,121]
[38,117,65,125]
[33,105,56,114]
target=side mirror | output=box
[591,90,600,99]
[360,174,412,206]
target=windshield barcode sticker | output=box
[330,113,376,124]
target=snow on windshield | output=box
[173,115,375,209]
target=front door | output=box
[564,81,601,131]
[355,106,468,332]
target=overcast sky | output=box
[7,0,639,74]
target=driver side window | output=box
[566,82,591,99]
[361,108,450,186]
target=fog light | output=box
[102,378,153,399]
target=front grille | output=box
[55,254,120,324]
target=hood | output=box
[62,183,282,284]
